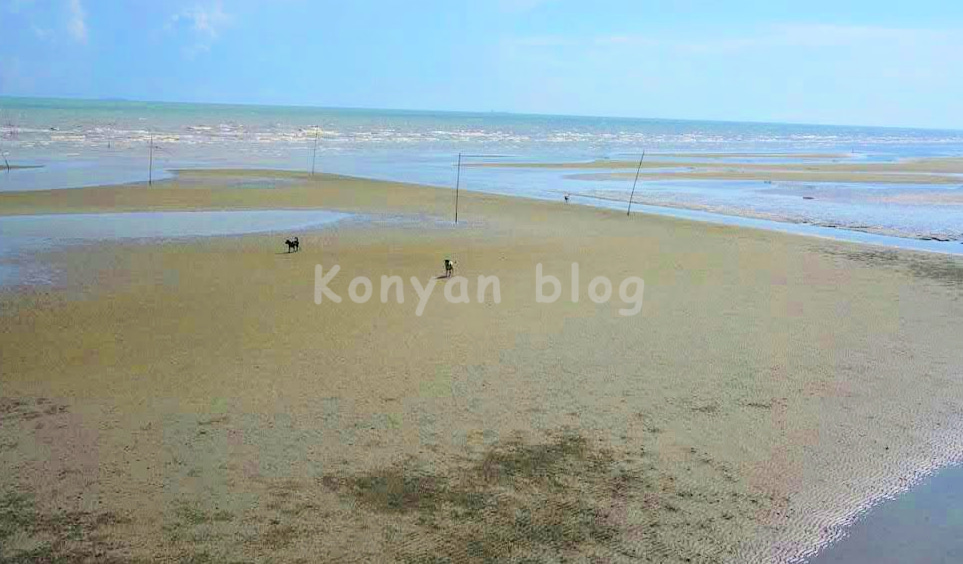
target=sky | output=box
[1,0,962,129]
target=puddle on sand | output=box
[0,209,349,288]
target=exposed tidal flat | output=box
[1,170,963,561]
[466,155,963,175]
[469,156,963,243]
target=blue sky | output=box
[1,0,961,129]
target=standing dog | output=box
[285,237,300,253]
[444,259,456,278]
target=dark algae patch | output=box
[820,247,963,289]
[328,432,626,561]
[326,430,770,562]
[0,491,125,563]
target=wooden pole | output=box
[455,152,462,224]
[311,126,320,175]
[626,151,645,216]
[148,132,153,186]
[0,135,9,172]
[0,111,10,171]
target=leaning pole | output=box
[627,150,645,216]
[311,127,320,175]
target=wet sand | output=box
[638,153,849,160]
[2,170,963,562]
[564,190,963,243]
[566,170,963,185]
[468,156,963,185]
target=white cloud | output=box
[168,1,232,58]
[31,24,51,40]
[673,24,960,54]
[170,2,231,39]
[66,0,87,43]
[767,24,954,49]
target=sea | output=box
[2,96,963,254]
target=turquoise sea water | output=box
[2,96,963,250]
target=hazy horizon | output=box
[2,1,962,131]
[3,93,962,134]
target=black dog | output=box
[285,237,300,253]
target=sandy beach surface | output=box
[2,170,963,562]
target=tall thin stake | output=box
[0,111,10,171]
[311,126,320,175]
[0,134,9,172]
[626,151,645,216]
[454,152,462,224]
[148,132,154,186]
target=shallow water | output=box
[573,178,963,242]
[582,199,963,255]
[0,155,175,191]
[807,464,963,563]
[0,209,348,242]
[0,210,349,288]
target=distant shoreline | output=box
[4,94,963,133]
